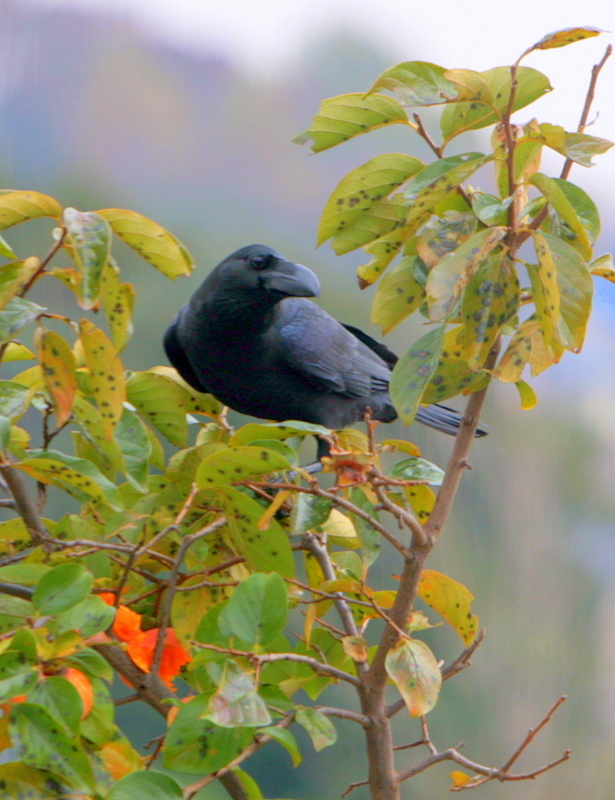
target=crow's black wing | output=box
[163,317,211,394]
[275,299,391,398]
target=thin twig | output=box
[194,642,361,687]
[241,480,409,556]
[183,714,295,799]
[0,463,53,548]
[519,44,612,243]
[149,517,225,683]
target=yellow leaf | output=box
[35,329,77,426]
[78,319,125,437]
[0,191,62,231]
[97,208,194,279]
[342,635,368,662]
[525,27,603,53]
[380,439,421,457]
[385,638,442,716]
[418,569,478,645]
[100,260,135,352]
[404,484,436,525]
[450,770,473,787]
[3,342,35,362]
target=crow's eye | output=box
[250,255,269,270]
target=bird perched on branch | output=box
[164,244,486,457]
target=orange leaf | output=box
[99,594,143,642]
[127,628,192,689]
[35,329,78,426]
[62,668,94,719]
[99,735,145,780]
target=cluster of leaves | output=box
[0,191,478,799]
[0,26,609,800]
[295,26,613,419]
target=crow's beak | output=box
[265,260,321,298]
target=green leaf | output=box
[218,572,288,647]
[106,771,183,800]
[215,487,295,577]
[0,191,62,231]
[54,595,116,637]
[65,647,113,682]
[293,93,409,153]
[426,226,507,321]
[440,66,551,143]
[97,208,194,279]
[126,371,188,447]
[164,694,253,774]
[370,255,426,334]
[29,676,82,733]
[78,677,115,745]
[259,725,302,767]
[531,122,613,168]
[417,211,478,268]
[471,192,512,226]
[515,379,538,410]
[203,660,271,727]
[32,563,93,615]
[0,649,38,703]
[461,253,520,369]
[366,61,460,106]
[114,407,151,492]
[0,763,72,799]
[0,560,49,584]
[0,593,33,619]
[443,69,494,104]
[149,365,222,418]
[63,207,111,309]
[196,445,292,487]
[530,173,592,260]
[537,232,593,351]
[0,297,45,344]
[0,233,16,259]
[385,638,442,716]
[389,457,445,486]
[8,703,95,792]
[290,493,333,535]
[16,449,124,510]
[390,326,445,424]
[348,487,381,566]
[229,420,330,446]
[295,707,337,751]
[524,27,603,53]
[0,380,30,420]
[551,178,600,244]
[317,154,423,246]
[404,153,491,228]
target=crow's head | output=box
[208,244,321,300]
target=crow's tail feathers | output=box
[415,403,488,438]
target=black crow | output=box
[164,245,485,456]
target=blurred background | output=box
[2,0,615,797]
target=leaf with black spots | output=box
[294,93,409,153]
